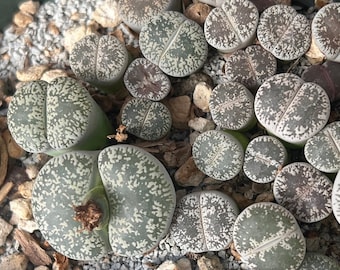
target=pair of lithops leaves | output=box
[31,144,176,260]
[7,77,112,156]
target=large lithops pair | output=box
[31,144,176,260]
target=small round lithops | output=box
[171,190,239,253]
[257,4,311,60]
[224,45,277,91]
[192,130,244,181]
[232,202,306,270]
[209,82,256,131]
[243,135,287,184]
[139,11,208,77]
[332,171,340,224]
[312,3,340,63]
[273,162,333,223]
[123,58,171,101]
[299,253,340,270]
[121,98,172,140]
[69,34,129,92]
[204,0,259,53]
[254,73,330,146]
[304,121,340,173]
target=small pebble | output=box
[0,253,28,270]
[9,198,33,221]
[188,117,215,132]
[193,82,212,112]
[174,157,205,187]
[0,218,13,246]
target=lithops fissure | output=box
[254,73,330,146]
[312,3,340,63]
[257,4,311,60]
[171,190,239,253]
[204,0,259,53]
[139,11,208,77]
[233,202,306,270]
[273,162,333,223]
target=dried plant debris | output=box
[0,135,8,186]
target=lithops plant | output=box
[192,130,244,181]
[273,162,333,223]
[69,34,130,93]
[123,57,171,101]
[171,190,239,253]
[209,81,256,131]
[7,77,112,155]
[243,135,288,184]
[232,202,306,270]
[224,45,277,91]
[31,144,176,260]
[139,11,208,77]
[257,4,311,61]
[254,73,330,146]
[304,121,340,173]
[118,0,181,33]
[332,171,340,224]
[120,97,172,140]
[312,3,340,63]
[299,253,340,270]
[204,0,259,53]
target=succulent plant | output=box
[123,57,171,101]
[31,144,176,260]
[170,190,239,253]
[273,162,333,223]
[232,202,306,270]
[304,121,340,173]
[204,0,259,53]
[254,73,330,146]
[139,11,208,77]
[332,171,340,225]
[257,4,311,61]
[7,77,112,155]
[69,34,130,93]
[298,252,340,270]
[311,3,340,63]
[209,81,256,131]
[243,135,287,184]
[118,0,181,33]
[120,97,172,140]
[224,45,277,91]
[192,130,244,181]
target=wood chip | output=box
[0,182,14,204]
[174,156,205,187]
[53,252,69,270]
[0,135,8,186]
[2,129,26,159]
[164,96,193,129]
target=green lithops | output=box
[171,190,239,253]
[139,11,208,77]
[7,77,112,155]
[254,73,330,146]
[273,162,333,223]
[31,144,176,260]
[232,202,306,270]
[192,130,244,181]
[69,34,129,93]
[121,98,172,140]
[243,135,287,184]
[332,171,340,225]
[304,121,340,173]
[299,253,340,270]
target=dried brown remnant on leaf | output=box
[107,124,128,142]
[73,200,103,232]
[184,3,212,26]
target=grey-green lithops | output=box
[232,202,306,270]
[139,11,208,77]
[273,162,333,223]
[31,144,176,260]
[299,253,340,270]
[7,77,112,155]
[171,190,239,253]
[332,171,340,225]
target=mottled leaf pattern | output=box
[257,4,311,60]
[171,190,238,253]
[192,130,244,181]
[98,145,176,256]
[332,171,340,225]
[233,202,306,270]
[299,253,340,270]
[273,162,333,223]
[243,135,287,183]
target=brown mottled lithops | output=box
[139,11,208,77]
[257,4,311,61]
[123,58,171,101]
[312,3,340,63]
[254,73,330,146]
[171,190,239,253]
[224,45,277,91]
[273,162,333,223]
[204,0,259,53]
